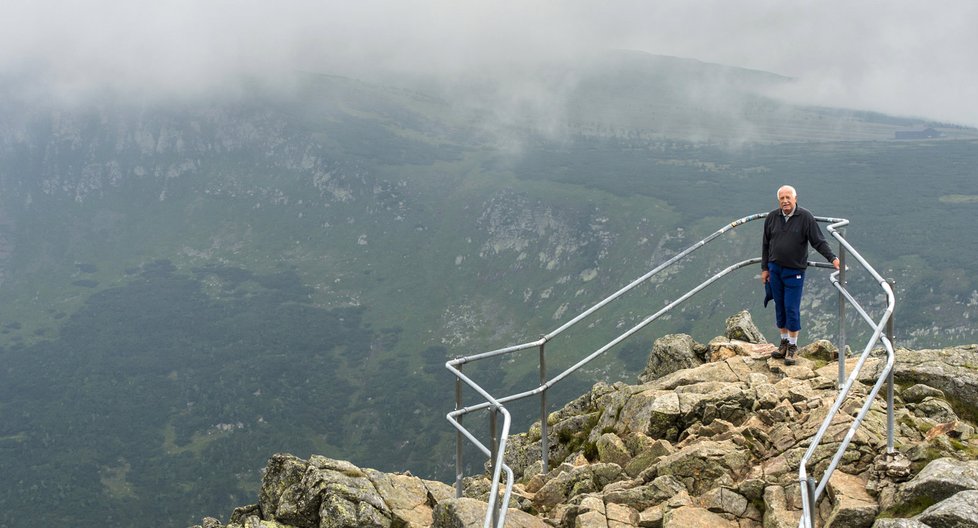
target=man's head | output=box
[777,185,797,215]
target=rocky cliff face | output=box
[190,311,978,528]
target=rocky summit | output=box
[192,311,978,528]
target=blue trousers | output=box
[768,262,805,332]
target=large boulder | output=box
[916,490,978,528]
[596,432,631,468]
[867,345,978,414]
[824,471,878,528]
[895,458,978,510]
[724,310,767,344]
[638,334,705,384]
[618,389,682,441]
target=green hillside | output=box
[0,53,976,527]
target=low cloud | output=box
[1,0,975,126]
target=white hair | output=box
[777,185,797,198]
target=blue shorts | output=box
[768,262,805,332]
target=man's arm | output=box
[806,213,837,264]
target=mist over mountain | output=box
[0,52,976,527]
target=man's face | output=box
[778,189,796,214]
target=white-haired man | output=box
[761,185,840,365]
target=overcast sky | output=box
[2,0,975,126]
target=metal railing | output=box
[444,213,894,528]
[797,219,896,528]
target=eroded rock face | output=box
[192,329,978,528]
[209,453,454,528]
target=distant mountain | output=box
[0,52,976,527]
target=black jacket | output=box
[761,206,836,271]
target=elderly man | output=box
[761,185,840,365]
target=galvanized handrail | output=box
[797,220,896,528]
[445,213,893,528]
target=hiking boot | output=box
[784,344,798,366]
[772,338,789,359]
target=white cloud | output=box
[1,0,975,125]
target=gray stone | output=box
[724,310,767,344]
[597,433,632,468]
[501,432,543,483]
[259,453,312,525]
[228,504,260,525]
[707,338,775,363]
[917,489,978,528]
[763,485,800,528]
[867,345,978,415]
[533,464,625,511]
[798,339,838,362]
[606,502,640,528]
[366,469,436,527]
[899,458,978,507]
[871,519,931,527]
[653,440,751,496]
[603,474,687,511]
[913,397,959,423]
[320,495,364,528]
[433,497,547,528]
[423,478,458,504]
[625,440,675,478]
[575,510,609,528]
[639,334,705,384]
[618,390,681,441]
[695,487,749,517]
[902,384,946,403]
[662,505,738,527]
[638,504,664,528]
[825,471,877,528]
[651,358,753,391]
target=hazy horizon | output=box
[1,1,976,127]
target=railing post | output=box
[539,341,549,475]
[806,477,818,528]
[455,365,464,499]
[489,406,499,528]
[886,279,896,454]
[837,240,847,389]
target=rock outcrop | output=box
[192,313,978,528]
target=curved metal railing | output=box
[445,213,894,528]
[797,220,896,528]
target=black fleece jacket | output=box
[761,206,836,271]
